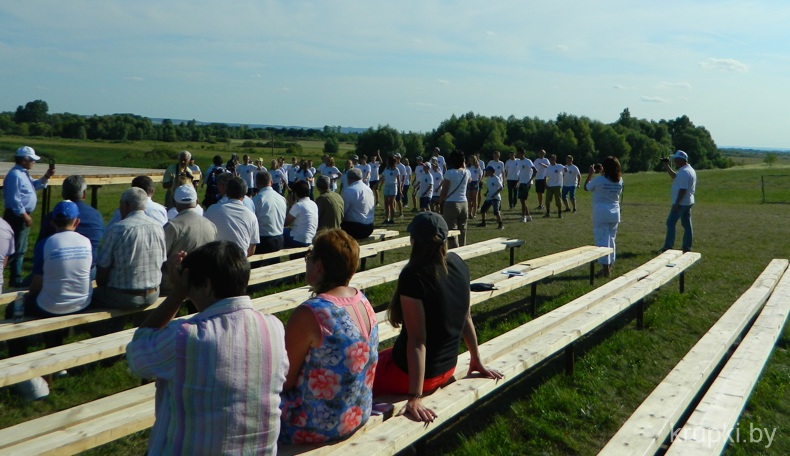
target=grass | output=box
[0,141,788,454]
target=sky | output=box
[2,1,789,148]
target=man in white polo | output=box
[253,171,287,255]
[205,177,260,257]
[341,168,375,239]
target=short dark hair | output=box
[448,150,465,169]
[131,175,155,196]
[182,241,250,299]
[213,155,223,166]
[226,177,247,199]
[293,180,310,198]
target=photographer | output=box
[658,150,697,253]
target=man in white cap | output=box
[659,150,697,253]
[161,185,217,294]
[2,146,55,287]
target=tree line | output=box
[2,100,730,171]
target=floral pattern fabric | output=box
[280,292,378,444]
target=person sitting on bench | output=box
[373,212,503,422]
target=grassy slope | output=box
[0,139,788,454]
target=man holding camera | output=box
[659,150,696,253]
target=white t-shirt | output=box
[270,168,286,189]
[430,169,444,195]
[545,164,566,187]
[469,166,483,183]
[288,198,318,244]
[287,165,299,183]
[323,166,341,191]
[443,168,470,203]
[396,163,408,186]
[355,163,371,183]
[417,172,434,199]
[205,199,260,253]
[535,157,551,179]
[236,164,259,190]
[35,231,93,315]
[485,175,504,201]
[672,165,696,206]
[381,168,400,186]
[517,159,535,185]
[434,155,447,171]
[486,160,505,180]
[401,164,412,186]
[586,175,623,224]
[504,159,520,181]
[317,163,327,176]
[563,165,581,186]
[369,162,381,182]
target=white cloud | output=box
[613,84,635,90]
[437,79,450,85]
[125,76,144,81]
[658,81,692,89]
[699,58,748,72]
[641,96,668,103]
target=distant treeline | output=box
[2,100,731,171]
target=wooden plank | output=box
[664,263,790,455]
[287,253,700,455]
[0,237,518,385]
[3,249,692,455]
[3,401,155,455]
[0,383,155,450]
[600,259,789,456]
[376,246,615,342]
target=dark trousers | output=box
[3,209,30,288]
[507,180,518,208]
[341,221,375,240]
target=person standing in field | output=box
[516,148,537,223]
[561,155,581,213]
[584,156,623,277]
[381,156,401,225]
[542,154,566,219]
[486,150,505,183]
[162,150,193,209]
[477,166,504,230]
[439,151,470,248]
[659,150,697,253]
[3,146,56,288]
[369,150,382,206]
[533,149,550,210]
[503,151,520,210]
[466,155,483,220]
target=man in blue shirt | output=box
[38,175,105,278]
[2,146,55,288]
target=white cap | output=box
[670,150,688,161]
[16,146,41,161]
[174,185,197,204]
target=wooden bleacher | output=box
[0,249,688,454]
[0,237,521,388]
[277,250,700,455]
[0,230,410,343]
[0,242,606,455]
[600,259,790,455]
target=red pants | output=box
[372,348,455,397]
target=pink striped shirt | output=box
[127,296,288,455]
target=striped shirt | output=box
[127,296,288,455]
[97,210,165,290]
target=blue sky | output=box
[2,1,789,148]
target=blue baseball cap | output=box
[52,200,80,220]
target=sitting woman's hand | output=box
[468,356,504,381]
[400,397,437,423]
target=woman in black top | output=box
[372,212,502,422]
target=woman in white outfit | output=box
[584,156,623,277]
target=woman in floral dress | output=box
[279,229,379,444]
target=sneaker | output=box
[558,213,563,219]
[55,370,68,378]
[526,216,533,222]
[542,213,550,218]
[15,377,49,401]
[477,222,487,227]
[521,216,527,223]
[572,208,577,213]
[564,208,571,212]
[498,224,505,230]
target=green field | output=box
[0,138,788,455]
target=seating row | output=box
[0,243,608,454]
[601,259,790,455]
